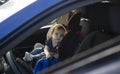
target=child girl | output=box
[23,23,67,62]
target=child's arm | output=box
[44,45,51,58]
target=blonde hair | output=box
[47,23,67,40]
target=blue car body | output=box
[0,0,120,74]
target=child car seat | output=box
[58,12,83,61]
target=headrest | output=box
[67,12,82,31]
[80,18,91,37]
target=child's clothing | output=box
[23,43,44,62]
[33,58,59,74]
[45,39,60,53]
[23,39,60,62]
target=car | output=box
[0,0,120,74]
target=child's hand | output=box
[45,52,51,59]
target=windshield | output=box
[0,0,37,23]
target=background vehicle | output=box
[0,0,120,74]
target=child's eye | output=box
[55,33,58,35]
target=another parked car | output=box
[0,0,120,74]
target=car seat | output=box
[58,12,83,61]
[75,31,114,54]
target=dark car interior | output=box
[44,0,120,73]
[0,0,120,74]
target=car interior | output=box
[44,0,120,73]
[0,0,120,74]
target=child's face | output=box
[52,29,65,45]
